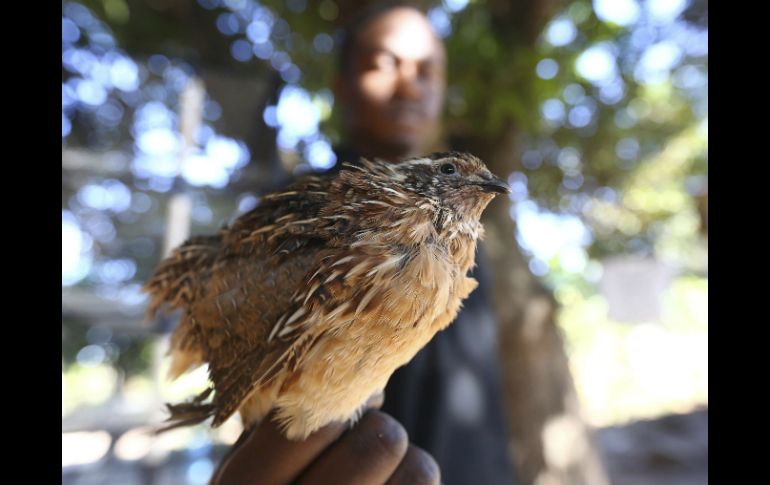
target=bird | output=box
[143,151,510,440]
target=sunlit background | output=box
[62,0,707,483]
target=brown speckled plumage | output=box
[144,152,509,439]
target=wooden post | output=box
[152,77,206,415]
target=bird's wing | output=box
[204,244,403,427]
[143,234,223,318]
[194,247,323,426]
[142,235,223,380]
[155,176,337,428]
[183,175,354,427]
[159,167,405,428]
[226,176,341,260]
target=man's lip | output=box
[389,105,428,120]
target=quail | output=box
[144,151,510,440]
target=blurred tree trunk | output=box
[471,127,609,485]
[458,2,610,483]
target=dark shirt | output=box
[326,149,518,485]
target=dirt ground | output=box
[597,407,708,485]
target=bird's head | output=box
[336,152,508,243]
[395,151,510,224]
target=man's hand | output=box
[210,399,440,485]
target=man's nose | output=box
[394,62,421,99]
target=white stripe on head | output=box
[402,157,433,166]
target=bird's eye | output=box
[440,163,456,175]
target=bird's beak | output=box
[475,175,510,195]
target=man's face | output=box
[338,7,447,159]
